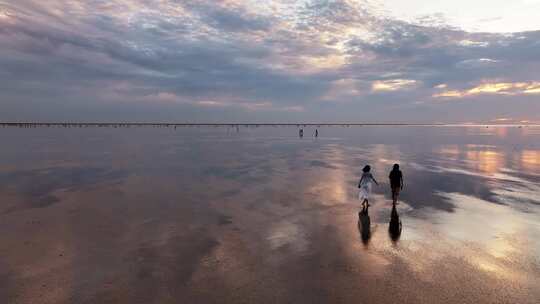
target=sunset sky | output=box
[1,0,539,123]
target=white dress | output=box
[358,173,373,201]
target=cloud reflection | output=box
[465,150,504,174]
[428,192,540,278]
[520,150,540,170]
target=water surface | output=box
[1,126,539,303]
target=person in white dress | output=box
[358,165,379,208]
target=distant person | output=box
[389,164,403,205]
[299,128,304,138]
[358,165,379,208]
[315,129,319,137]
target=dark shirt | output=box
[389,170,402,188]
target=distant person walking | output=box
[389,164,403,205]
[299,128,304,138]
[314,129,319,137]
[358,165,379,208]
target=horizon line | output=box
[1,122,539,127]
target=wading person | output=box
[389,164,403,205]
[358,165,379,208]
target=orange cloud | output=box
[372,79,417,92]
[433,81,540,98]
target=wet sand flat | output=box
[1,126,539,303]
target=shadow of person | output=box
[388,204,402,242]
[358,205,371,245]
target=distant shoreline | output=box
[0,122,538,127]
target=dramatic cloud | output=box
[434,81,540,98]
[0,0,539,123]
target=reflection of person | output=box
[358,204,371,243]
[389,164,403,205]
[358,165,379,208]
[388,203,402,241]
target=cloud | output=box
[434,81,540,98]
[184,0,273,32]
[196,99,303,112]
[458,39,489,47]
[372,79,418,92]
[322,78,363,101]
[456,58,499,69]
[0,0,539,122]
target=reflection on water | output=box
[465,149,504,174]
[388,204,402,242]
[306,144,348,205]
[358,206,371,245]
[521,150,540,170]
[0,126,539,303]
[436,145,461,158]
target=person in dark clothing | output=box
[389,164,403,205]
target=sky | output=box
[0,0,539,123]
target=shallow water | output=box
[0,126,539,303]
